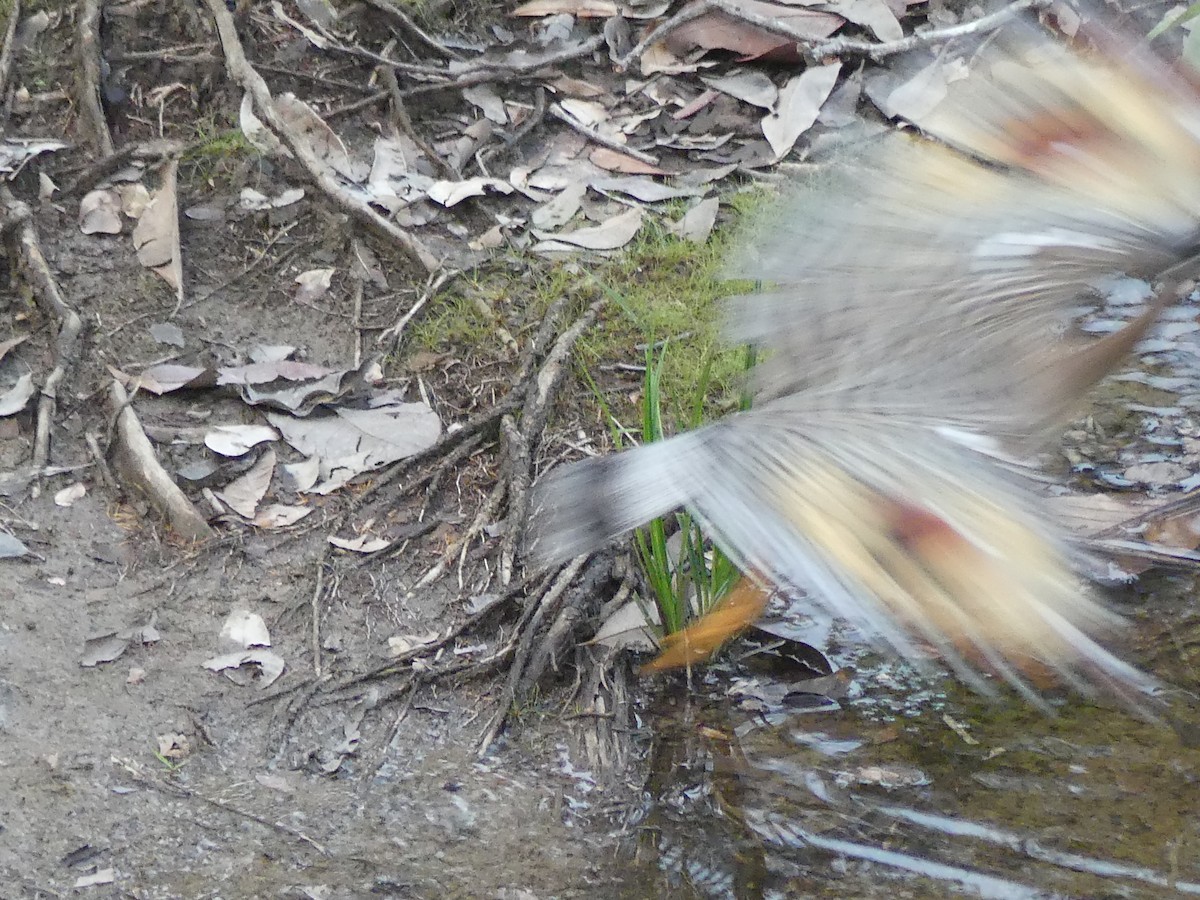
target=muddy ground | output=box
[3,2,1200,899]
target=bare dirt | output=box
[0,5,646,898]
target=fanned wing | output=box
[532,16,1200,705]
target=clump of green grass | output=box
[585,338,752,637]
[630,343,741,634]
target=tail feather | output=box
[529,431,712,564]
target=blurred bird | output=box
[530,16,1200,709]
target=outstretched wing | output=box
[532,16,1200,706]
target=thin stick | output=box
[549,103,659,166]
[202,0,439,273]
[803,0,1054,59]
[0,0,22,103]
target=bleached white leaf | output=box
[671,196,719,243]
[532,207,643,250]
[215,448,275,518]
[329,534,392,553]
[426,177,514,207]
[53,482,87,507]
[294,267,335,303]
[202,649,285,688]
[463,84,508,125]
[588,599,658,651]
[219,609,271,648]
[267,400,441,493]
[0,373,35,416]
[702,70,778,109]
[79,189,122,235]
[204,424,279,457]
[762,63,841,159]
[252,503,314,528]
[239,93,286,157]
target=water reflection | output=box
[623,678,1200,898]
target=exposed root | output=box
[0,190,83,494]
[76,0,115,156]
[107,380,215,543]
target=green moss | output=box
[408,184,778,432]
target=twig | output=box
[202,0,440,273]
[323,88,388,119]
[349,394,521,511]
[310,555,326,677]
[360,0,464,60]
[377,64,458,180]
[350,278,363,368]
[498,416,529,587]
[377,267,459,350]
[504,85,547,148]
[476,556,587,754]
[803,0,1054,59]
[614,0,713,70]
[85,431,118,491]
[0,191,83,490]
[397,34,606,99]
[120,761,327,854]
[77,0,115,156]
[0,0,22,105]
[548,103,659,166]
[499,299,604,584]
[519,554,610,693]
[413,477,507,589]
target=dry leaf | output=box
[762,63,841,158]
[881,59,951,121]
[671,196,720,243]
[0,137,66,173]
[531,182,587,230]
[426,177,514,207]
[702,70,779,109]
[79,189,122,235]
[53,482,87,507]
[511,0,619,13]
[463,84,509,125]
[220,609,271,648]
[588,147,670,174]
[329,534,392,553]
[0,374,35,416]
[294,267,335,303]
[149,322,185,347]
[240,93,286,156]
[276,93,367,182]
[215,448,276,517]
[204,424,279,457]
[819,0,902,41]
[532,207,643,250]
[131,160,184,304]
[118,182,152,218]
[267,400,441,494]
[0,532,31,558]
[252,503,314,528]
[591,176,700,202]
[588,598,658,651]
[668,0,842,61]
[202,649,286,688]
[122,363,216,394]
[0,334,28,365]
